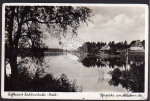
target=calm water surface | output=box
[44,53,144,92]
[6,53,144,92]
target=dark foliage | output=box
[80,40,145,55]
[81,57,126,68]
[108,56,144,92]
[5,69,78,92]
[5,6,92,79]
[81,54,144,92]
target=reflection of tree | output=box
[81,57,97,67]
[81,57,125,68]
[81,55,144,92]
[108,68,121,86]
[104,58,125,68]
[81,57,106,67]
[108,57,144,92]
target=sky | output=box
[43,5,146,48]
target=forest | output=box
[79,40,145,55]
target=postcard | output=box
[1,3,149,100]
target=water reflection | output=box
[81,55,144,92]
[81,57,126,68]
[6,53,144,92]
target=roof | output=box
[131,40,143,47]
[100,44,110,50]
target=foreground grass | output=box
[5,70,78,92]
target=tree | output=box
[97,42,100,49]
[129,40,136,47]
[124,40,128,49]
[141,40,145,49]
[5,6,92,79]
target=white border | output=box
[1,3,149,100]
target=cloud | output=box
[77,11,145,44]
[42,6,146,48]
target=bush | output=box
[5,69,78,92]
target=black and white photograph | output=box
[1,3,148,100]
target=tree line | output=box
[80,40,145,54]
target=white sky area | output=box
[42,6,145,48]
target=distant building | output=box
[130,40,144,50]
[98,44,110,54]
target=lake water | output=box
[43,53,144,92]
[6,53,144,92]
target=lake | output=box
[44,53,144,92]
[6,53,144,92]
